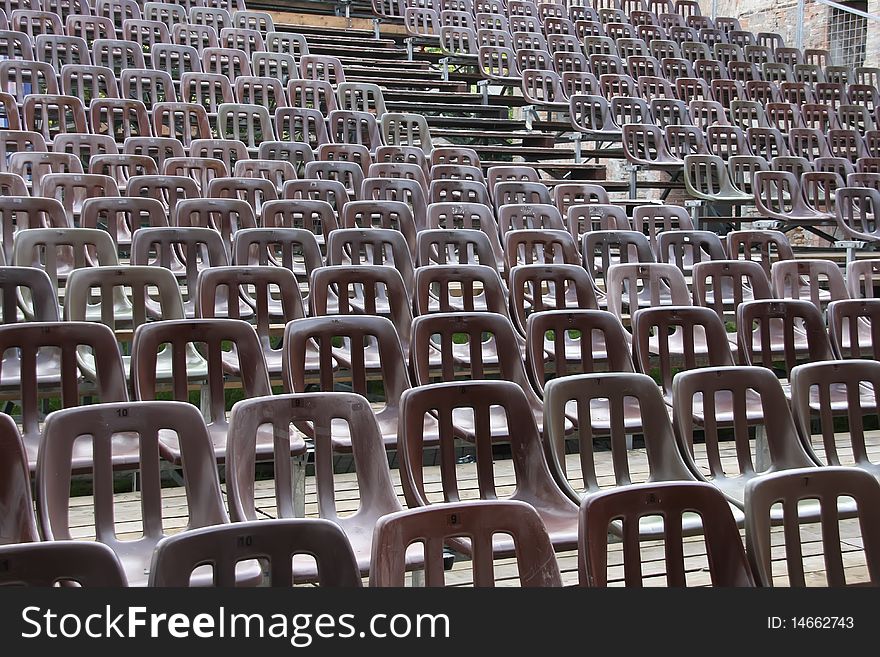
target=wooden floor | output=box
[66,432,880,587]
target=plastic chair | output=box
[0,413,38,544]
[309,265,412,360]
[282,316,417,450]
[0,541,127,586]
[770,259,849,312]
[726,229,795,278]
[398,379,580,555]
[64,265,196,381]
[0,197,70,264]
[130,317,276,465]
[0,321,128,470]
[37,401,236,587]
[827,298,880,360]
[579,481,754,587]
[744,466,880,586]
[326,228,415,301]
[790,359,880,478]
[834,186,880,243]
[672,365,822,510]
[692,259,772,322]
[230,391,422,580]
[149,518,362,587]
[371,500,562,587]
[508,264,598,337]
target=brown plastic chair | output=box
[413,262,508,315]
[692,259,772,323]
[188,142,249,177]
[261,198,337,252]
[580,481,754,587]
[0,197,70,264]
[828,298,880,360]
[39,172,119,221]
[37,401,234,586]
[12,227,119,295]
[283,316,417,451]
[606,261,690,324]
[326,228,415,300]
[790,359,880,479]
[283,178,348,219]
[163,156,228,193]
[429,178,491,206]
[0,321,128,470]
[655,229,726,275]
[126,174,200,217]
[89,154,158,190]
[582,230,655,303]
[361,177,429,233]
[130,225,229,317]
[65,265,195,381]
[123,136,185,172]
[632,304,736,401]
[526,305,634,400]
[149,518,362,587]
[227,391,416,578]
[341,199,417,261]
[151,102,211,149]
[370,500,562,587]
[410,311,550,438]
[398,379,579,555]
[0,413,38,544]
[737,299,834,380]
[131,318,273,465]
[744,466,880,586]
[60,64,119,107]
[234,159,296,193]
[8,151,81,194]
[771,259,849,312]
[503,229,580,276]
[310,265,412,360]
[508,263,598,338]
[726,229,794,278]
[834,186,880,243]
[180,71,234,116]
[305,160,365,200]
[497,203,565,236]
[232,226,322,301]
[425,201,504,270]
[672,365,822,510]
[416,228,499,271]
[0,541,128,586]
[846,259,880,299]
[0,60,60,104]
[176,196,257,261]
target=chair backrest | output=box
[413,263,508,316]
[38,401,228,565]
[370,500,562,587]
[325,228,415,299]
[736,298,834,374]
[398,379,578,541]
[606,261,691,320]
[632,305,735,394]
[827,298,880,359]
[131,318,271,447]
[0,413,38,544]
[282,316,411,425]
[149,519,362,587]
[771,259,849,311]
[309,265,412,355]
[0,320,129,453]
[744,466,880,586]
[508,263,598,336]
[672,365,819,488]
[227,391,402,545]
[580,481,754,587]
[790,359,880,477]
[0,541,128,586]
[691,259,772,320]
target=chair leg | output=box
[755,424,770,472]
[291,453,306,518]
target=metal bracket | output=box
[439,57,449,81]
[405,37,414,61]
[752,219,782,230]
[372,17,381,40]
[835,239,866,264]
[573,133,582,163]
[522,105,538,131]
[477,79,489,106]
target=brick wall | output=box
[700,0,880,67]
